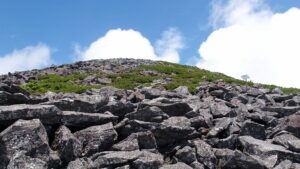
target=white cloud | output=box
[197,0,300,88]
[0,44,51,75]
[77,28,183,63]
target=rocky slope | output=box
[0,59,300,169]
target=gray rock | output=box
[43,94,109,113]
[0,91,29,105]
[91,150,142,168]
[175,146,197,164]
[191,139,217,169]
[132,151,164,169]
[125,106,169,123]
[287,140,300,153]
[0,119,61,169]
[214,148,264,169]
[99,100,135,117]
[0,104,61,125]
[238,136,300,168]
[159,162,193,169]
[174,86,190,95]
[189,161,205,169]
[60,111,118,127]
[240,120,266,140]
[261,106,300,117]
[67,158,93,169]
[7,151,48,169]
[274,160,293,169]
[52,126,82,164]
[207,117,233,138]
[279,114,300,138]
[74,122,117,156]
[273,133,300,148]
[210,102,235,118]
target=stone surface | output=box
[240,120,266,140]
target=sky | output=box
[1,0,300,88]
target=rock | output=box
[0,119,61,169]
[125,106,169,123]
[210,102,235,118]
[91,150,142,168]
[238,136,300,168]
[60,111,118,127]
[128,91,145,103]
[160,162,193,169]
[52,126,82,164]
[261,106,300,117]
[7,151,48,169]
[287,140,300,153]
[272,133,300,148]
[132,151,164,169]
[191,139,217,169]
[174,86,190,95]
[273,160,293,169]
[67,158,93,169]
[240,120,266,140]
[112,133,140,151]
[209,134,238,150]
[99,100,135,117]
[175,146,197,165]
[74,122,118,156]
[207,117,233,138]
[0,91,29,105]
[214,148,264,169]
[141,98,192,116]
[162,116,191,128]
[43,94,109,113]
[0,104,61,126]
[189,161,205,169]
[279,114,300,138]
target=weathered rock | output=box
[0,91,29,105]
[0,119,61,169]
[272,133,300,148]
[160,162,193,169]
[7,151,48,169]
[273,160,293,169]
[207,117,233,138]
[210,102,235,118]
[91,150,142,168]
[174,86,190,95]
[287,140,300,153]
[67,158,93,169]
[132,151,164,169]
[43,94,109,113]
[262,106,300,117]
[52,125,82,164]
[214,148,264,169]
[60,111,118,127]
[74,123,118,156]
[141,98,192,116]
[240,120,266,140]
[98,100,135,117]
[125,106,169,123]
[0,104,61,125]
[175,146,197,165]
[191,139,217,169]
[279,114,300,138]
[238,136,300,168]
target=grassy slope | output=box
[21,62,300,94]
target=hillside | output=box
[0,59,300,168]
[0,58,299,95]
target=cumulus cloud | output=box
[77,28,183,63]
[197,0,300,88]
[0,44,51,75]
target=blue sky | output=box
[1,0,300,87]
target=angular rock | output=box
[207,117,233,138]
[0,119,61,169]
[273,133,300,148]
[0,104,61,125]
[99,100,135,117]
[60,111,118,127]
[174,86,190,95]
[210,102,235,118]
[238,136,300,168]
[125,106,169,123]
[191,139,217,169]
[279,114,300,138]
[240,120,266,140]
[0,91,29,105]
[91,150,142,168]
[274,160,293,169]
[132,151,164,169]
[262,106,300,117]
[67,157,93,169]
[287,140,300,153]
[74,122,117,156]
[175,146,197,165]
[7,151,48,169]
[52,125,82,164]
[160,162,193,169]
[43,94,109,113]
[214,148,264,169]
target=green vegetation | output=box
[21,62,300,94]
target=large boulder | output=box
[52,126,82,164]
[278,114,300,138]
[0,119,61,169]
[191,139,217,169]
[0,104,61,126]
[240,120,266,140]
[42,94,109,113]
[238,136,300,168]
[74,122,117,156]
[7,151,48,169]
[125,106,169,123]
[132,151,164,169]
